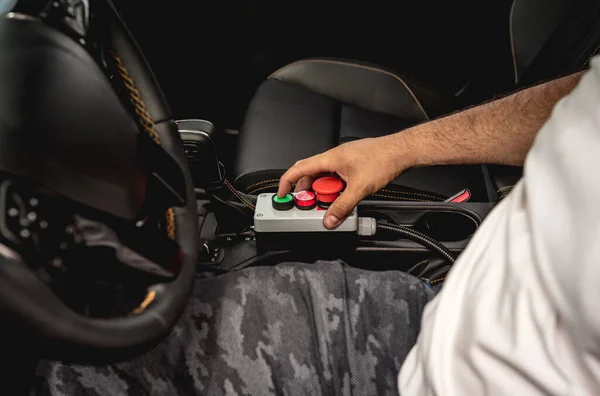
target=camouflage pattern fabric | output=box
[34,261,435,396]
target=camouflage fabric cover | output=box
[35,261,435,396]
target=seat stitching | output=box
[371,193,431,202]
[378,191,442,201]
[225,180,256,210]
[244,178,281,191]
[356,247,438,252]
[247,184,280,195]
[269,59,430,120]
[509,0,519,84]
[380,189,442,200]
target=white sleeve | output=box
[400,60,600,396]
[525,58,600,367]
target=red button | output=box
[312,176,343,206]
[294,190,316,210]
[312,176,344,195]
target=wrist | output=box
[385,126,430,171]
[378,132,420,178]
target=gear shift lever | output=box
[176,120,225,189]
[177,120,252,234]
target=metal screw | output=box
[19,218,29,227]
[51,257,62,267]
[39,221,48,229]
[8,208,18,217]
[20,229,30,238]
[256,213,263,217]
[260,194,267,198]
[27,212,37,222]
[29,198,38,207]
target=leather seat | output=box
[233,59,488,201]
[232,0,600,201]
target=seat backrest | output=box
[510,0,572,84]
[511,0,600,86]
[487,0,600,201]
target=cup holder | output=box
[412,211,478,242]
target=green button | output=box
[273,194,293,203]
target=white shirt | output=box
[399,58,600,395]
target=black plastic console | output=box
[196,196,496,273]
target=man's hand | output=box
[277,137,411,229]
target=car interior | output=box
[1,0,600,393]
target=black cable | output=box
[376,220,456,264]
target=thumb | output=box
[323,187,364,229]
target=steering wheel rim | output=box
[0,2,197,361]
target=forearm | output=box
[389,72,584,171]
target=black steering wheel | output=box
[0,1,197,361]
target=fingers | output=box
[323,185,366,229]
[277,155,331,197]
[294,176,315,192]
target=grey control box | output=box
[254,193,358,233]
